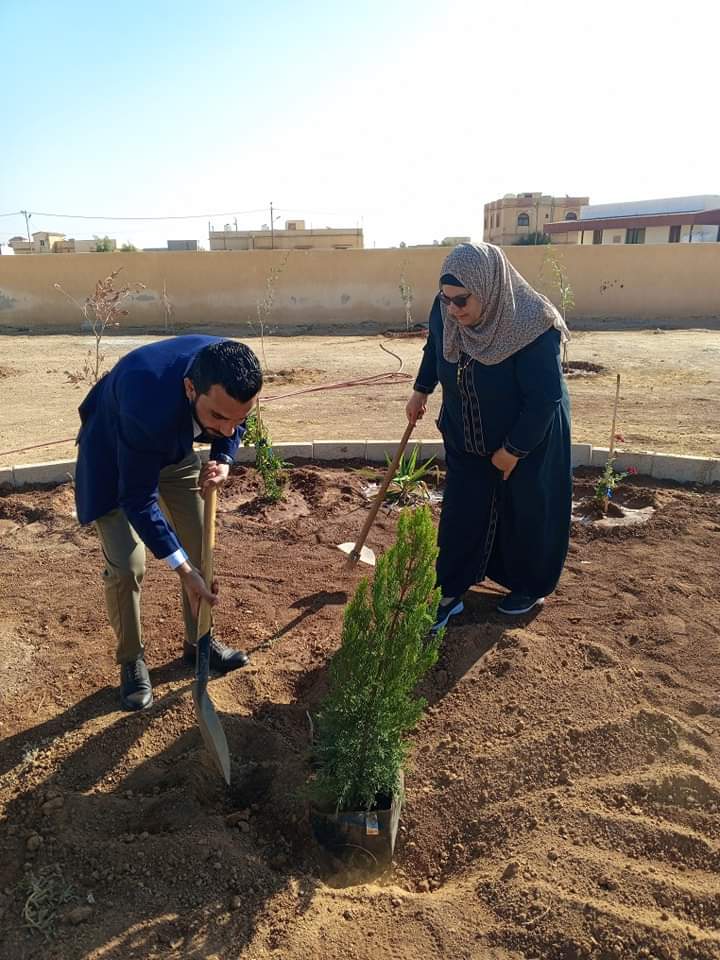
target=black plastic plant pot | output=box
[311,772,404,868]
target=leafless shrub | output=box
[249,251,290,372]
[55,267,146,385]
[160,279,175,333]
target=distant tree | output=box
[516,231,551,246]
[120,242,138,252]
[94,235,114,252]
[399,260,413,331]
[538,245,574,373]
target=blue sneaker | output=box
[497,593,545,616]
[431,596,464,633]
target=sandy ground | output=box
[1,329,719,467]
[0,466,719,959]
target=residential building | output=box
[484,193,588,245]
[440,236,471,246]
[406,236,472,249]
[167,239,198,251]
[54,238,117,253]
[8,232,117,254]
[209,219,363,251]
[9,231,67,254]
[544,195,720,245]
[142,240,198,252]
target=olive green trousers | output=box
[94,453,203,664]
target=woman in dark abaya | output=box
[406,242,572,629]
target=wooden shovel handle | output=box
[350,421,415,558]
[608,373,621,459]
[197,486,217,640]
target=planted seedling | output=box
[242,403,288,503]
[593,459,628,511]
[312,506,442,864]
[594,373,638,514]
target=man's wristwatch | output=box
[215,453,234,466]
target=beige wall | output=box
[1,245,719,334]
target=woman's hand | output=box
[406,390,428,426]
[491,447,519,480]
[200,460,230,497]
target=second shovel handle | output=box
[351,421,415,557]
[197,486,218,641]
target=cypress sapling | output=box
[314,505,442,813]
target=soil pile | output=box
[1,466,719,959]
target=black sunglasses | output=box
[439,290,472,308]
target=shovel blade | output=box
[192,682,231,785]
[193,627,231,785]
[338,542,376,566]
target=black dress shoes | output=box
[120,656,153,711]
[184,635,250,673]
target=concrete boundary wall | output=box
[3,443,719,489]
[1,244,720,334]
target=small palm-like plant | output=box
[385,447,436,505]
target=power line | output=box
[26,207,268,222]
[1,206,367,222]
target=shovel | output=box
[192,486,231,785]
[338,420,415,566]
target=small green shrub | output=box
[594,459,627,508]
[242,407,287,502]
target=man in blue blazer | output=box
[75,335,262,710]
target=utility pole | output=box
[21,209,32,248]
[270,201,274,249]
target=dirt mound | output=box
[263,367,324,386]
[564,360,605,377]
[1,467,719,959]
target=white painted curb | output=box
[2,442,719,489]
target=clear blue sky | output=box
[2,0,718,250]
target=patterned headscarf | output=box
[440,242,569,366]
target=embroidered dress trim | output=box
[413,381,434,394]
[457,353,486,455]
[475,485,499,584]
[503,439,529,459]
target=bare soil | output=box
[1,464,719,959]
[1,328,719,466]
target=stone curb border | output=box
[2,442,719,489]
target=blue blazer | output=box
[75,335,244,559]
